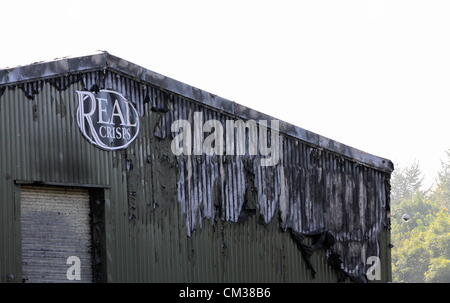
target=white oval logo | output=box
[75,89,140,150]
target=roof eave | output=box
[0,52,394,173]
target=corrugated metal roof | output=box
[0,52,393,173]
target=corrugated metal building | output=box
[0,52,393,283]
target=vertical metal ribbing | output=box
[0,68,390,283]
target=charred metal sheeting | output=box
[0,54,393,283]
[153,94,391,282]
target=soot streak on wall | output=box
[152,89,391,282]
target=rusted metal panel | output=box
[20,186,93,283]
[0,54,392,283]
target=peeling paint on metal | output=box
[153,95,391,282]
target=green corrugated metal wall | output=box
[0,70,391,282]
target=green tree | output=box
[392,229,431,282]
[424,258,450,283]
[391,160,450,283]
[391,162,423,204]
[433,150,450,209]
[424,210,450,263]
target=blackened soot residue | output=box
[18,81,44,100]
[46,75,82,91]
[0,86,5,99]
[151,91,391,283]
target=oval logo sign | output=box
[75,89,140,150]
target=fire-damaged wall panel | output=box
[20,187,93,283]
[152,90,391,282]
[0,53,393,283]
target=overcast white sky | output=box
[1,0,449,187]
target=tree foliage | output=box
[391,161,423,203]
[391,153,450,283]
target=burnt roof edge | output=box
[0,52,394,173]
